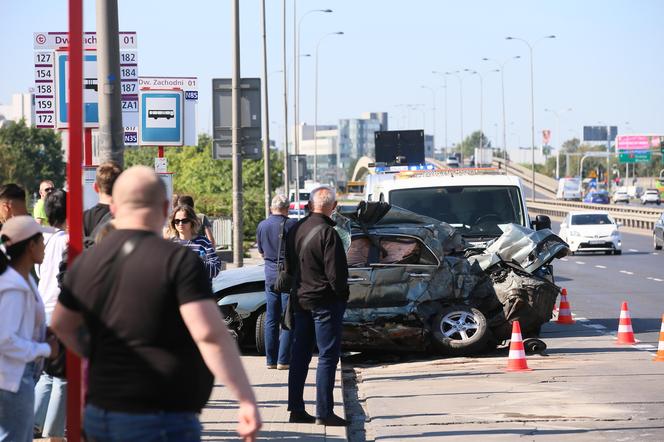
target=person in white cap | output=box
[0,216,58,442]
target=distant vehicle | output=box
[558,211,622,255]
[612,189,630,204]
[583,190,609,204]
[148,109,175,120]
[288,181,322,219]
[556,177,582,201]
[445,156,460,168]
[640,189,661,205]
[653,211,664,250]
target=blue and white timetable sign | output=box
[139,90,183,146]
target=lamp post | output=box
[432,71,450,155]
[295,7,332,188]
[506,35,556,201]
[314,31,343,182]
[544,107,572,179]
[482,56,520,163]
[465,69,498,166]
[446,70,470,151]
[421,85,436,151]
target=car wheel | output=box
[655,234,663,251]
[255,310,266,356]
[431,306,489,356]
[613,250,622,255]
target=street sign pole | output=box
[260,0,271,218]
[231,0,243,267]
[96,0,125,166]
[66,1,84,440]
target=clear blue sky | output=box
[1,0,663,150]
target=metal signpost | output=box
[211,77,262,160]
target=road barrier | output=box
[493,158,558,198]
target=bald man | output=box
[285,186,349,426]
[52,166,260,441]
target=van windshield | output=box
[564,180,580,190]
[389,185,524,237]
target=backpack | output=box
[83,210,113,249]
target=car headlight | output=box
[569,230,580,237]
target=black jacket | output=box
[286,212,349,310]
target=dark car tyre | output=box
[655,234,662,251]
[431,306,489,356]
[255,310,266,356]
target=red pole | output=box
[66,0,84,440]
[84,128,93,166]
[158,146,164,158]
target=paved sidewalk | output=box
[200,355,347,441]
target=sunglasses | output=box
[43,187,55,193]
[174,218,191,225]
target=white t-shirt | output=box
[35,229,68,321]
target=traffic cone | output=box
[653,315,664,362]
[616,301,637,345]
[556,289,575,324]
[506,321,532,372]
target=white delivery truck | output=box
[556,177,582,201]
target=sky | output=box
[1,0,663,152]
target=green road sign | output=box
[618,151,651,163]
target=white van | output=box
[556,177,582,201]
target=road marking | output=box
[560,258,568,262]
[654,278,663,282]
[595,265,607,269]
[575,261,585,265]
[654,253,660,256]
[586,324,606,330]
[628,248,639,252]
[619,270,634,275]
[635,344,656,350]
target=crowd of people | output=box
[0,161,350,440]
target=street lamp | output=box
[465,69,498,165]
[314,31,343,182]
[482,55,520,164]
[432,71,449,155]
[445,70,472,151]
[544,107,572,179]
[295,7,332,187]
[506,34,556,200]
[421,85,436,149]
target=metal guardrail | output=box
[527,199,663,231]
[492,158,558,197]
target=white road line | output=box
[654,253,660,256]
[628,248,639,252]
[654,278,664,282]
[595,265,607,269]
[575,261,585,265]
[647,277,654,280]
[586,324,606,330]
[619,270,634,275]
[635,344,655,350]
[560,258,568,261]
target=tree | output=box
[0,120,64,196]
[457,131,490,158]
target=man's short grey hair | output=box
[309,185,336,209]
[271,194,290,211]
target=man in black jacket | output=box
[286,186,349,426]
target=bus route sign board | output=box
[33,31,139,144]
[211,78,262,160]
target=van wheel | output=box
[431,306,488,356]
[255,311,266,356]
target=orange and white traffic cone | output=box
[616,301,637,345]
[653,314,664,362]
[556,289,575,324]
[506,320,532,372]
[553,288,567,315]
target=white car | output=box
[445,156,460,168]
[559,211,622,255]
[612,190,630,204]
[640,189,661,205]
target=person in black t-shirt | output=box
[51,166,261,441]
[83,161,122,244]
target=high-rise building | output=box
[0,92,34,127]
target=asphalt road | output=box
[550,219,663,346]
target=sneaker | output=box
[289,410,316,424]
[277,364,289,370]
[316,413,348,426]
[267,364,277,369]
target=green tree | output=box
[457,131,490,158]
[0,120,64,197]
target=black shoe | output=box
[316,413,348,426]
[289,410,316,424]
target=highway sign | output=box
[618,151,651,163]
[583,126,617,142]
[138,77,198,146]
[139,90,183,146]
[211,78,262,160]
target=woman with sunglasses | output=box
[168,204,221,281]
[0,216,58,442]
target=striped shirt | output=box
[172,236,222,280]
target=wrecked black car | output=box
[214,202,569,356]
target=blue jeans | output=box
[83,404,202,442]
[0,362,37,442]
[288,300,346,419]
[34,372,67,437]
[265,286,292,366]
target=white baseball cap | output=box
[0,216,47,247]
